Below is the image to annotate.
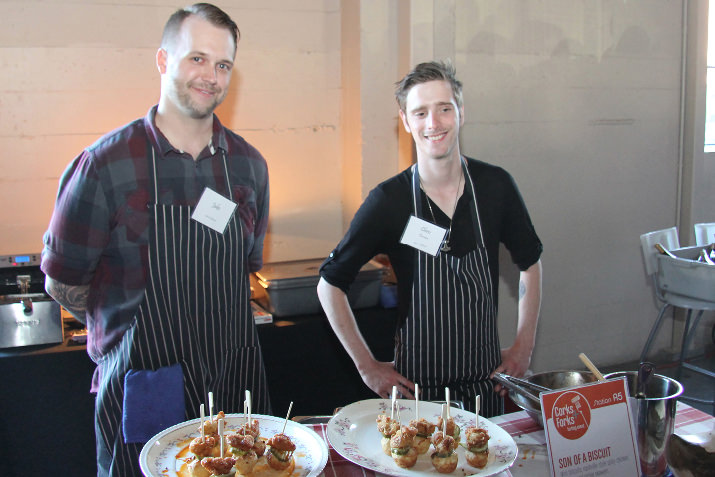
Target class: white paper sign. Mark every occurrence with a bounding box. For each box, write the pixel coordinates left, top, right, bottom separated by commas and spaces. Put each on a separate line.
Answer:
191, 187, 237, 234
399, 215, 447, 256
541, 378, 641, 477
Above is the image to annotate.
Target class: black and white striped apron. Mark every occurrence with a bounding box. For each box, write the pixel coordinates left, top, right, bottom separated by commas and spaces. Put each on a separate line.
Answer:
94, 147, 270, 476
395, 158, 502, 417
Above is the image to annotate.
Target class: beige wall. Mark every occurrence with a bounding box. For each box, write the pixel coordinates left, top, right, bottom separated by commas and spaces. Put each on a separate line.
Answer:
0, 0, 345, 261
1, 0, 712, 372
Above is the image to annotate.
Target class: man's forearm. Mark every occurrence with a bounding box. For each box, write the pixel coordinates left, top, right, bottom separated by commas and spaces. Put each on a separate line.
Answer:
45, 276, 89, 324
515, 259, 542, 352
316, 277, 376, 372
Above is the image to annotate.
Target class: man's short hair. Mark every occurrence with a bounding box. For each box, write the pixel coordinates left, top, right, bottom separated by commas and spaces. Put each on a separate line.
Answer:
161, 3, 240, 55
395, 60, 463, 111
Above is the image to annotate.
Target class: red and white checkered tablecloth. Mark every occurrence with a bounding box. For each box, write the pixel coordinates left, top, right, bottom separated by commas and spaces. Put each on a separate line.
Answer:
307, 402, 713, 477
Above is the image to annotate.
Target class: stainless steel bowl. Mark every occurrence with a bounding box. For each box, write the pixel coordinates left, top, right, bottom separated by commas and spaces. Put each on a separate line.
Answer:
508, 370, 597, 427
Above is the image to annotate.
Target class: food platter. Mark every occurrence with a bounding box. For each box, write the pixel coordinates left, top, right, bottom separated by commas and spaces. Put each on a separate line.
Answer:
327, 399, 517, 477
139, 413, 328, 477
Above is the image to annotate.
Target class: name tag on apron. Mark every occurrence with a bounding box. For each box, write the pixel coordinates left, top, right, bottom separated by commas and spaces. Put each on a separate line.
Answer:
400, 215, 447, 257
191, 187, 237, 234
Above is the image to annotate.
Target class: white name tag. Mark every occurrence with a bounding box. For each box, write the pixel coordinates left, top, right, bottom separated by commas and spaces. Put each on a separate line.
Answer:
399, 215, 447, 257
191, 187, 237, 234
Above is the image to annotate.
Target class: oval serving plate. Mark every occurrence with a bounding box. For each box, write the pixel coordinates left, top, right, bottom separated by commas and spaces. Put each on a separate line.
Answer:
139, 413, 328, 477
327, 399, 517, 477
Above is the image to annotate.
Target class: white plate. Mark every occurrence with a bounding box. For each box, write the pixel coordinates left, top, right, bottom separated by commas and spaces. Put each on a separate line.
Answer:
327, 399, 517, 477
139, 413, 329, 477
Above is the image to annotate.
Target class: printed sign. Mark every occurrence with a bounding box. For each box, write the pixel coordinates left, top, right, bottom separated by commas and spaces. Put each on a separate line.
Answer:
541, 378, 641, 477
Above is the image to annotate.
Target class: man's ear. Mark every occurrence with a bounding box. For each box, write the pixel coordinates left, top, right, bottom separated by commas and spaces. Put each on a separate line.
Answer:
399, 109, 411, 133
459, 105, 465, 127
156, 48, 168, 74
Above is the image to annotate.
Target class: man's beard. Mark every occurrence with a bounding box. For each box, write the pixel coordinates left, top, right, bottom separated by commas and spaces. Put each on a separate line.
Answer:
173, 78, 226, 119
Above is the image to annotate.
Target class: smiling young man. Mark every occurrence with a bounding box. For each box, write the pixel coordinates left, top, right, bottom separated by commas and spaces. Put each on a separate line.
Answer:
317, 60, 543, 417
41, 4, 271, 475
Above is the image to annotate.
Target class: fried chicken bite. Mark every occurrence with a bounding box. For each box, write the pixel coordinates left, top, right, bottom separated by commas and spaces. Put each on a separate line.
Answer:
190, 435, 219, 459
377, 414, 401, 456
200, 411, 226, 435
237, 419, 266, 456
226, 432, 258, 475
266, 433, 296, 471
464, 426, 490, 469
200, 456, 236, 476
431, 431, 458, 473
436, 415, 461, 445
409, 417, 436, 455
390, 425, 419, 468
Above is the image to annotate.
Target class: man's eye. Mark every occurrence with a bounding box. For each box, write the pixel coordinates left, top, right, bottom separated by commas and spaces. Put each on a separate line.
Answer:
192, 57, 202, 63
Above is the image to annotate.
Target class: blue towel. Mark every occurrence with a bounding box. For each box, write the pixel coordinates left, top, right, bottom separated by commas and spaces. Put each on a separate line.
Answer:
122, 363, 185, 443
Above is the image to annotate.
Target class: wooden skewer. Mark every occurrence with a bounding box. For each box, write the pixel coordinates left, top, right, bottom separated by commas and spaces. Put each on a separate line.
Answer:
208, 392, 214, 423
200, 403, 205, 441
390, 386, 397, 420
245, 390, 252, 423
282, 401, 294, 433
441, 404, 447, 434
415, 383, 420, 421
475, 395, 480, 428
445, 387, 451, 419
218, 418, 224, 457
579, 352, 606, 381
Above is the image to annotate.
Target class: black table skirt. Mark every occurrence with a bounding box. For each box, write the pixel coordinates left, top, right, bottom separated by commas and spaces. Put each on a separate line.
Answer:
0, 306, 397, 475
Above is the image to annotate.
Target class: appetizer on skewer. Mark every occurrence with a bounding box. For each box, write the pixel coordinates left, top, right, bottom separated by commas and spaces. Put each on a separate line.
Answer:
463, 396, 489, 468
437, 388, 461, 445
225, 432, 258, 475
463, 426, 490, 469
200, 456, 237, 477
430, 430, 458, 473
201, 411, 226, 436
409, 417, 436, 455
431, 404, 458, 473
265, 402, 297, 471
266, 433, 296, 471
200, 418, 236, 477
238, 391, 267, 457
376, 413, 401, 456
189, 434, 220, 459
236, 418, 266, 457
435, 415, 461, 445
408, 383, 436, 455
390, 425, 419, 468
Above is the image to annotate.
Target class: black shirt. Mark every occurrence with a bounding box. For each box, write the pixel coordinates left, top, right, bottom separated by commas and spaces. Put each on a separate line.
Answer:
320, 156, 543, 320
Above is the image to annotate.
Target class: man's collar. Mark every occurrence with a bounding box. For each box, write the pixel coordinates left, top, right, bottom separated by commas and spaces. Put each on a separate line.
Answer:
144, 105, 228, 158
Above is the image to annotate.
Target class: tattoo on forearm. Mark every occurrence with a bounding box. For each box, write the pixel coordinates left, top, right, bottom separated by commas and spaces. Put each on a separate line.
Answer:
50, 281, 89, 321
519, 280, 526, 300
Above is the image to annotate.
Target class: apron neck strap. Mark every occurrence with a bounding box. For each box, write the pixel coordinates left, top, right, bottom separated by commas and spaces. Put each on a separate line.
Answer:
147, 144, 232, 204
411, 158, 485, 247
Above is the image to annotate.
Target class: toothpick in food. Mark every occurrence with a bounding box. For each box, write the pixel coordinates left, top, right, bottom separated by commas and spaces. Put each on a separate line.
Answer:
208, 392, 214, 423
282, 401, 293, 433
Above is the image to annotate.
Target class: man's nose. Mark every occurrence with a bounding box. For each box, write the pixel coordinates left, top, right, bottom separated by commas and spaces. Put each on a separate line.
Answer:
202, 64, 218, 83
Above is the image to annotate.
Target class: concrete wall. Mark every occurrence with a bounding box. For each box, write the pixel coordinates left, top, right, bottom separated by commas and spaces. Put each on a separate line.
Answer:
454, 0, 690, 370
1, 0, 712, 372
0, 0, 344, 261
